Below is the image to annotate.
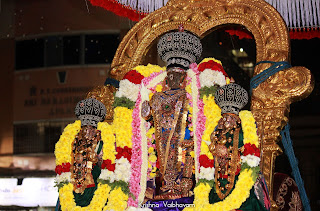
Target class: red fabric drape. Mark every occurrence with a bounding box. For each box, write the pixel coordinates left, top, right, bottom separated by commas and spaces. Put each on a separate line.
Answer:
89, 0, 146, 22
289, 29, 320, 40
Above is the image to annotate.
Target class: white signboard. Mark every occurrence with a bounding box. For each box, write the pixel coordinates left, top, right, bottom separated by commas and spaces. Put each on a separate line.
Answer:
0, 177, 58, 207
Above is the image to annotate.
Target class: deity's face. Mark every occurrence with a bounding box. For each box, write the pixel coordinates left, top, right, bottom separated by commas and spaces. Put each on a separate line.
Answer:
82, 125, 96, 140
166, 68, 186, 89
217, 113, 241, 130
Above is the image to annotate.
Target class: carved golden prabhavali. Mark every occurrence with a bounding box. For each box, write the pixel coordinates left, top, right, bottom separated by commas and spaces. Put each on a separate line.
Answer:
86, 85, 116, 122
88, 0, 313, 209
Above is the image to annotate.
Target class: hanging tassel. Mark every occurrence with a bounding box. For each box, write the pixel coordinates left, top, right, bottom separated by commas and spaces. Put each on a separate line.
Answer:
90, 0, 320, 39
256, 0, 320, 38
265, 0, 320, 30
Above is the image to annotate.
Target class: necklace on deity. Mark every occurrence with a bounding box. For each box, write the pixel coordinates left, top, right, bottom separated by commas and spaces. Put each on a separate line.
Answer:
211, 114, 242, 200
71, 126, 100, 193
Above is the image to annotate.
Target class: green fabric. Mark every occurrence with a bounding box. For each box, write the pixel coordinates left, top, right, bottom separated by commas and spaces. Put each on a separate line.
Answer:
239, 188, 268, 211
209, 174, 239, 203
97, 141, 103, 154
238, 129, 244, 148
209, 129, 267, 210
73, 164, 101, 207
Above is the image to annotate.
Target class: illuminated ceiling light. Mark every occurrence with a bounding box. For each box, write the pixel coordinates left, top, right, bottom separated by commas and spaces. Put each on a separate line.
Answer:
240, 48, 244, 52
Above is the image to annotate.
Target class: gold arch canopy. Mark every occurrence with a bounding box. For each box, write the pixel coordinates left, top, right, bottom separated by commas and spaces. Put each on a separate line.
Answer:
94, 0, 313, 209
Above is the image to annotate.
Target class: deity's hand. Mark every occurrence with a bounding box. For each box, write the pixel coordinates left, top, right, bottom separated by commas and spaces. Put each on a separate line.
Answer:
208, 142, 216, 156
141, 100, 152, 120
87, 161, 93, 169
209, 131, 217, 156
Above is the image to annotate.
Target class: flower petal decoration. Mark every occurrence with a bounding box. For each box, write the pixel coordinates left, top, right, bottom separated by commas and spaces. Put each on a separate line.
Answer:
115, 79, 141, 102
123, 70, 145, 85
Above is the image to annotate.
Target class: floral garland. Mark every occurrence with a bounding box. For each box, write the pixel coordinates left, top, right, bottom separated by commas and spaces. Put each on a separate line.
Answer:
55, 120, 81, 165
129, 92, 143, 206
100, 107, 132, 210
59, 183, 111, 211
97, 121, 130, 211
103, 186, 129, 211
116, 66, 166, 207
98, 122, 116, 181
190, 110, 261, 211
186, 64, 202, 180
197, 94, 220, 183
146, 127, 157, 179
190, 58, 229, 181
132, 70, 168, 206
105, 106, 133, 191
190, 169, 255, 211
55, 121, 114, 210
115, 64, 164, 106
134, 64, 164, 77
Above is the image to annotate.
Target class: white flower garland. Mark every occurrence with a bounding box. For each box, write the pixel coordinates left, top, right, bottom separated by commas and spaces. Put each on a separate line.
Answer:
55, 172, 71, 184
116, 79, 141, 102
99, 169, 115, 182
187, 68, 201, 181
138, 71, 167, 205
241, 154, 261, 168
199, 69, 226, 88
198, 166, 215, 181
114, 157, 131, 183
98, 157, 131, 183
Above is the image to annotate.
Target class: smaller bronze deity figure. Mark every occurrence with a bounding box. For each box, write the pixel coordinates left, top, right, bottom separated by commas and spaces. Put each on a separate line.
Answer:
209, 83, 248, 199
141, 25, 202, 200
208, 84, 270, 210
71, 98, 106, 196
209, 112, 242, 199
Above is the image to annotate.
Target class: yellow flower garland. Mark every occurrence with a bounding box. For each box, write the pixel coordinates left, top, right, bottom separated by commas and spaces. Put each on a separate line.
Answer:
103, 187, 129, 211
239, 110, 259, 146
200, 141, 213, 160
55, 121, 120, 210
134, 64, 165, 77
190, 108, 260, 211
55, 120, 81, 165
97, 122, 116, 162
201, 95, 221, 159
101, 108, 131, 210
199, 57, 223, 65
189, 169, 254, 211
113, 107, 133, 148
59, 183, 112, 211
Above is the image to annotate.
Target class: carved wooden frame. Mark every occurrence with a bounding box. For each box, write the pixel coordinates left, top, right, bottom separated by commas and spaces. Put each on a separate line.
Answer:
109, 0, 313, 208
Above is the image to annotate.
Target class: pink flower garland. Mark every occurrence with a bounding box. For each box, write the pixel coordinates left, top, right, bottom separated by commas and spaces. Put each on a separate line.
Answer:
128, 70, 165, 207
142, 70, 165, 87
190, 63, 206, 175
128, 92, 142, 207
